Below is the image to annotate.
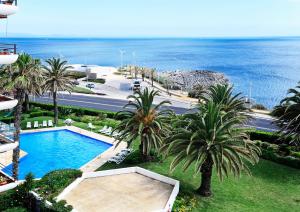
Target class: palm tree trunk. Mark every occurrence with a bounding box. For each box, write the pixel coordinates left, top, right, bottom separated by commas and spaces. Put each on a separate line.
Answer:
139, 137, 150, 162
24, 93, 30, 112
197, 157, 213, 197
53, 91, 58, 125
12, 89, 25, 180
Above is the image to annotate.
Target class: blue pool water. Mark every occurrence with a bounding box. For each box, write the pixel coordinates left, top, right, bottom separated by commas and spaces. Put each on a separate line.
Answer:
1, 130, 112, 180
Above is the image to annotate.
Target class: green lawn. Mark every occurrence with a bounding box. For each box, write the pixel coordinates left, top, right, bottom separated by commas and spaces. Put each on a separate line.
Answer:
99, 155, 300, 211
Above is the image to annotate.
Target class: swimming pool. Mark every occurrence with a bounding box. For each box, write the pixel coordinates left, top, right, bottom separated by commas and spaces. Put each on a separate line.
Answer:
1, 129, 112, 180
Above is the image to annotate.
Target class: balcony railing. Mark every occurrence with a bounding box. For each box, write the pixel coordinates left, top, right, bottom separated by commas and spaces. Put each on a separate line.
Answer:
0, 121, 15, 142
0, 43, 16, 55
0, 0, 17, 6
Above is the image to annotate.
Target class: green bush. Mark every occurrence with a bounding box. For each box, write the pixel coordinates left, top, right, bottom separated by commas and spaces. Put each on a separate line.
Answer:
41, 200, 73, 212
36, 169, 82, 201
83, 78, 106, 84
0, 116, 14, 123
3, 207, 27, 212
69, 71, 86, 79
30, 102, 116, 119
262, 149, 300, 169
29, 111, 55, 118
291, 151, 300, 159
173, 193, 197, 212
251, 104, 267, 110
249, 130, 284, 145
255, 140, 300, 169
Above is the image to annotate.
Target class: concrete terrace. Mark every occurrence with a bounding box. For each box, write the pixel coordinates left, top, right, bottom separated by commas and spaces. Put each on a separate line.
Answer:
57, 167, 179, 212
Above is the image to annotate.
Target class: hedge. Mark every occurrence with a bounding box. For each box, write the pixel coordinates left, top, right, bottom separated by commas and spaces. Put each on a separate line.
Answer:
262, 149, 300, 169
249, 130, 281, 144
0, 169, 81, 212
29, 102, 116, 119
255, 140, 300, 169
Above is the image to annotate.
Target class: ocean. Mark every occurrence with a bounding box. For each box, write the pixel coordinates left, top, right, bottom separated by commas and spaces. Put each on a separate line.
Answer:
1, 37, 300, 108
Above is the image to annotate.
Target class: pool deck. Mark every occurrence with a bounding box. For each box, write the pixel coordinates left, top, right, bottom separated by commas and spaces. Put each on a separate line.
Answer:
18, 126, 126, 173
0, 150, 27, 166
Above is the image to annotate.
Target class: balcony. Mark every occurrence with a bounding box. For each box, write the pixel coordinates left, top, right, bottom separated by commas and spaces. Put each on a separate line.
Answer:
0, 0, 18, 18
0, 44, 18, 65
0, 121, 17, 153
0, 95, 18, 110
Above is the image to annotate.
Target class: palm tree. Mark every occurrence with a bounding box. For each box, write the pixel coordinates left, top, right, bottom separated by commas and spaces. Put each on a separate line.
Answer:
140, 67, 146, 81
150, 69, 156, 87
201, 84, 246, 113
24, 58, 44, 112
161, 101, 261, 197
114, 88, 173, 161
0, 53, 40, 180
43, 58, 74, 125
272, 82, 300, 145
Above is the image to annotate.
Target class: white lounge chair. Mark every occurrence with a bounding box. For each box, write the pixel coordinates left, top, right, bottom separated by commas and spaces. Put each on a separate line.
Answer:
99, 126, 108, 133
42, 120, 47, 128
88, 123, 96, 131
48, 120, 53, 127
121, 148, 133, 153
64, 118, 74, 126
104, 127, 112, 135
107, 158, 123, 164
34, 121, 39, 128
112, 131, 121, 137
26, 122, 32, 129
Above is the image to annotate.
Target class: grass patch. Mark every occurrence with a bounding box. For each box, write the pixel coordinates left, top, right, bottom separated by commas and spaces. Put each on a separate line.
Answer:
72, 86, 95, 94
99, 154, 300, 211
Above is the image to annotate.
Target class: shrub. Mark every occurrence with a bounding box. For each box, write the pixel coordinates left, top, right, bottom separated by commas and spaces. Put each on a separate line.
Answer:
249, 130, 284, 145
291, 151, 300, 159
0, 116, 15, 123
29, 111, 55, 118
36, 169, 82, 201
30, 102, 116, 119
262, 149, 300, 169
173, 193, 197, 212
12, 173, 35, 209
69, 71, 86, 80
83, 78, 106, 84
3, 207, 27, 212
41, 200, 73, 212
251, 104, 267, 110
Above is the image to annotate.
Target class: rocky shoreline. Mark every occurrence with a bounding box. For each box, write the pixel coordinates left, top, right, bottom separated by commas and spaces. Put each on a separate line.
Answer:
162, 70, 229, 91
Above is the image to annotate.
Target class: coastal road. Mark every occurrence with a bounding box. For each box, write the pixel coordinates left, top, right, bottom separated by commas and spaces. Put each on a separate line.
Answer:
31, 94, 279, 132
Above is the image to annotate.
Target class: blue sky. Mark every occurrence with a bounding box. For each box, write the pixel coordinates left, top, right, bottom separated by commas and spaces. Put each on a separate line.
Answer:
2, 0, 300, 37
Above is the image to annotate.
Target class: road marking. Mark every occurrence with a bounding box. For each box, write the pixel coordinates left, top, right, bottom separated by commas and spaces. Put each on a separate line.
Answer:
36, 96, 125, 109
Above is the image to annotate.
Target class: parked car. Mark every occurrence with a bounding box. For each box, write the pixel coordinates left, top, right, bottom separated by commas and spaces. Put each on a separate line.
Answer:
73, 80, 80, 85
132, 80, 141, 91
86, 83, 95, 89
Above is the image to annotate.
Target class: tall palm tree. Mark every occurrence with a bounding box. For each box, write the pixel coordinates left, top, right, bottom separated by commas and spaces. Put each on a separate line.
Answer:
0, 53, 40, 180
24, 58, 44, 112
161, 101, 261, 197
272, 82, 300, 145
150, 69, 156, 87
201, 84, 246, 113
114, 88, 173, 161
140, 67, 146, 81
43, 58, 74, 125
